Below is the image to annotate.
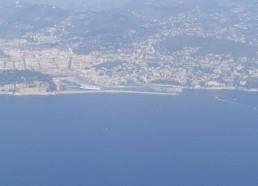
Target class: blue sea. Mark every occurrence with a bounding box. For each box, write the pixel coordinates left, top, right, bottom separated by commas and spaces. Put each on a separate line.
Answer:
0, 90, 258, 186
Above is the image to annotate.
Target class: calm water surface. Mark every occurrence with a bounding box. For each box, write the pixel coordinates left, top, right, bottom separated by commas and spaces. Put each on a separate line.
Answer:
0, 90, 258, 186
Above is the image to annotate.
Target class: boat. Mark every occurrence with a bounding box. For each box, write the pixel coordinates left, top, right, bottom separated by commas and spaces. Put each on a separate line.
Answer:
80, 85, 101, 91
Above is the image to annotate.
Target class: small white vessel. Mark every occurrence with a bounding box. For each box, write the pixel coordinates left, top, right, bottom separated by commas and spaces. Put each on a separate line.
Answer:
80, 85, 101, 91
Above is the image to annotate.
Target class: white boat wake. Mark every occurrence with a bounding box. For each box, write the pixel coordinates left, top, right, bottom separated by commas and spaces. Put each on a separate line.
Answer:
215, 96, 240, 105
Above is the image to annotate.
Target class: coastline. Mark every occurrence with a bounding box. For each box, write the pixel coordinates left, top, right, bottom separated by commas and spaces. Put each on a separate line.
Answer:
0, 89, 177, 97
187, 86, 258, 93
1, 86, 258, 97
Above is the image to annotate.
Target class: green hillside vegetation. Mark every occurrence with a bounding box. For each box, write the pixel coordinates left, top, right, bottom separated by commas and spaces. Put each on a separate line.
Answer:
0, 70, 56, 91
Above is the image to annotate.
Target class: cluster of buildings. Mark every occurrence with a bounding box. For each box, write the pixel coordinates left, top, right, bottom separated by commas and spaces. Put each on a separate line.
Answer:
0, 3, 257, 94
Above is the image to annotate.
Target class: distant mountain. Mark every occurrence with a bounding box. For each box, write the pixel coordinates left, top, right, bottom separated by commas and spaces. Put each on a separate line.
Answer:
0, 0, 132, 11
1, 0, 257, 12
0, 2, 70, 37
0, 0, 212, 12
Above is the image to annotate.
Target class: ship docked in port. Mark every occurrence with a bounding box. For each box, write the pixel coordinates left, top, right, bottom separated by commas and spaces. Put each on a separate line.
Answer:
80, 85, 102, 91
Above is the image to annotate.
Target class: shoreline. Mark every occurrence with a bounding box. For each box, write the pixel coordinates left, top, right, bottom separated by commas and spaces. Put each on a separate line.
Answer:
187, 87, 258, 93
1, 86, 258, 97
0, 89, 177, 97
